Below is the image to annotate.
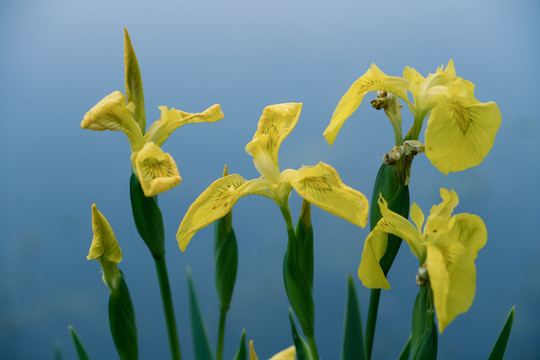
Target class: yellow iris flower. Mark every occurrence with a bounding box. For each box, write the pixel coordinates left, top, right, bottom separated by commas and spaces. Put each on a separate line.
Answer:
324, 60, 501, 174
81, 28, 224, 196
358, 188, 487, 333
176, 102, 368, 251
87, 204, 123, 292
249, 340, 296, 360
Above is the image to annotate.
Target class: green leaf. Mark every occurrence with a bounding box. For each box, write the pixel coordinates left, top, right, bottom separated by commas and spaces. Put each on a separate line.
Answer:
129, 173, 165, 257
108, 271, 138, 360
68, 326, 91, 360
488, 306, 515, 360
187, 268, 214, 360
214, 211, 238, 312
123, 28, 146, 134
232, 330, 247, 360
54, 341, 63, 360
411, 287, 437, 360
341, 275, 366, 360
288, 310, 312, 360
398, 335, 412, 360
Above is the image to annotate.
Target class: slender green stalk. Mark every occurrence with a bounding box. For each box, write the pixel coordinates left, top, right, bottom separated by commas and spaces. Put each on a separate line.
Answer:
364, 289, 381, 360
279, 203, 295, 232
216, 310, 227, 360
411, 114, 425, 141
307, 335, 320, 360
154, 255, 182, 360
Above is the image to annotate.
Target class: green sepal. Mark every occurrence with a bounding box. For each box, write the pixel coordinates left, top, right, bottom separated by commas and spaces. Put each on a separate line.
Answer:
289, 309, 312, 360
108, 271, 138, 360
68, 326, 91, 360
341, 274, 366, 360
487, 306, 515, 360
370, 164, 399, 230
129, 173, 165, 258
232, 329, 247, 360
123, 28, 146, 134
398, 335, 412, 360
283, 201, 315, 337
411, 286, 437, 360
214, 211, 238, 312
187, 268, 214, 360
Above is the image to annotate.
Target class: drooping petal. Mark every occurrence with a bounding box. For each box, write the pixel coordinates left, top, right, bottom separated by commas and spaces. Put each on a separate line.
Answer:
124, 27, 146, 134
358, 227, 390, 290
269, 346, 296, 360
324, 64, 409, 145
426, 238, 476, 333
245, 103, 302, 181
144, 104, 224, 146
282, 162, 368, 227
425, 95, 501, 174
133, 142, 182, 197
424, 188, 459, 234
81, 91, 144, 152
376, 195, 423, 259
447, 213, 487, 258
176, 176, 271, 251
88, 204, 122, 290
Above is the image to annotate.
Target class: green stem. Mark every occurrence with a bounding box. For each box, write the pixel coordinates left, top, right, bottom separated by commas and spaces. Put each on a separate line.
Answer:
216, 310, 227, 360
154, 255, 182, 360
307, 334, 320, 360
411, 114, 425, 141
365, 288, 381, 360
279, 203, 295, 233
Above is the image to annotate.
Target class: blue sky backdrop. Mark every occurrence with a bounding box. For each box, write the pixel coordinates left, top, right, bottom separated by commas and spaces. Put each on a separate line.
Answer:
1, 0, 539, 359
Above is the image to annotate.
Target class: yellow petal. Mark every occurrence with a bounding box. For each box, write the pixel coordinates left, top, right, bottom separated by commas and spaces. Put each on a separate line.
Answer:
88, 204, 122, 263
324, 64, 409, 145
249, 340, 259, 360
410, 202, 425, 232
245, 103, 302, 181
145, 104, 224, 146
176, 176, 271, 251
424, 188, 459, 234
403, 66, 425, 83
269, 346, 296, 360
133, 142, 182, 197
282, 162, 368, 227
81, 91, 144, 152
447, 213, 487, 259
376, 195, 423, 259
358, 227, 390, 290
425, 95, 501, 174
426, 238, 476, 333
88, 204, 122, 290
124, 27, 146, 134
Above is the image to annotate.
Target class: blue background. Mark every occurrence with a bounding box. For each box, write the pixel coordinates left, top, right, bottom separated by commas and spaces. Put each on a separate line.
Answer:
1, 0, 539, 359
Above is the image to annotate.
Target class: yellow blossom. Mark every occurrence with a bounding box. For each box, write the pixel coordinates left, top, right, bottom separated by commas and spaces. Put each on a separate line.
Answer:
176, 103, 368, 251
249, 340, 296, 360
325, 60, 501, 174
87, 204, 123, 292
81, 28, 223, 196
358, 188, 487, 333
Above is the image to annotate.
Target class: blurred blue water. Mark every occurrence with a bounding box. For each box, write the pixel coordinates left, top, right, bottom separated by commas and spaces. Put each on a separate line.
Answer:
1, 0, 539, 359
